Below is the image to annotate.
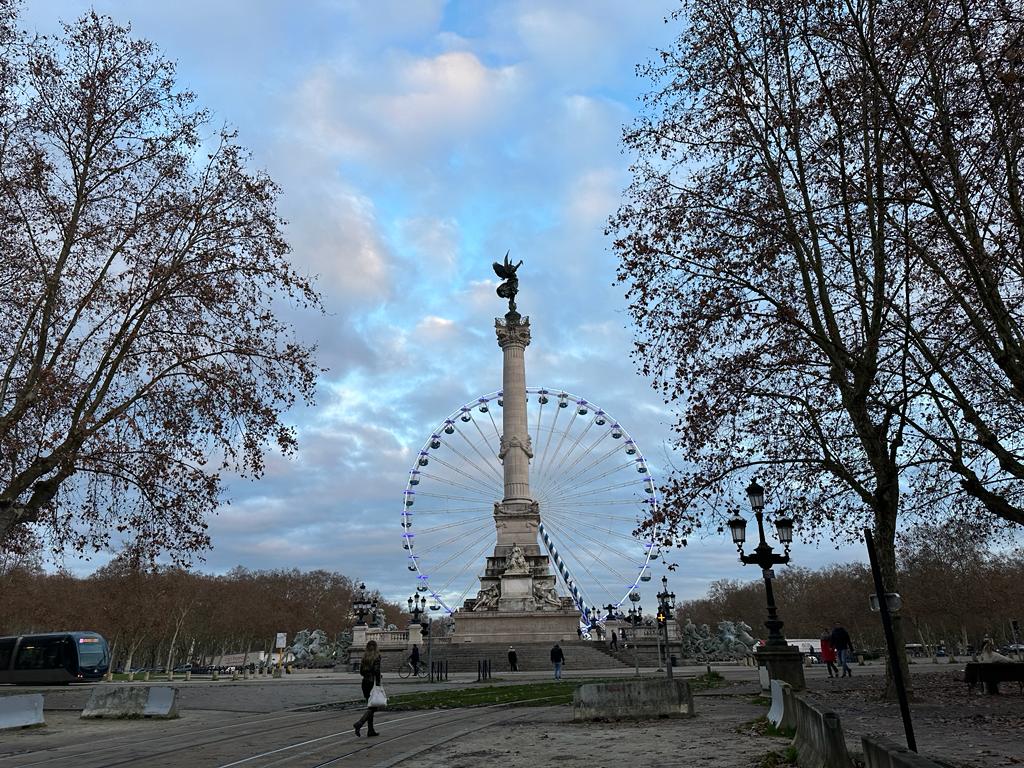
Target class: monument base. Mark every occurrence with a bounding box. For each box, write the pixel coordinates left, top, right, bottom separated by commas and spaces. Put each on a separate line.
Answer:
756, 644, 806, 691
452, 610, 580, 645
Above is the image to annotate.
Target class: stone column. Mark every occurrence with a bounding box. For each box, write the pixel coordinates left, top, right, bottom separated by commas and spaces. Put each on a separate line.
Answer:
496, 312, 532, 503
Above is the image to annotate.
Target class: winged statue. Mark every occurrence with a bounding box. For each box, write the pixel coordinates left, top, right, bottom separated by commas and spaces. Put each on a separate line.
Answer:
493, 251, 524, 312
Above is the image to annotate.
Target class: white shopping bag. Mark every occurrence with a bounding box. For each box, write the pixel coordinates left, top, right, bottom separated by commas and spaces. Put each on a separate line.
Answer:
368, 685, 388, 708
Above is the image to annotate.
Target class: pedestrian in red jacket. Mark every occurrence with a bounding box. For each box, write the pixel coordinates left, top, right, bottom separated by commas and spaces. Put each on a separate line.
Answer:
819, 631, 839, 678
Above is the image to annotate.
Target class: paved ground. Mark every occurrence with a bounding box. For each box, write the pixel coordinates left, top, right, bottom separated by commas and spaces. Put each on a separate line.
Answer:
0, 661, 1018, 767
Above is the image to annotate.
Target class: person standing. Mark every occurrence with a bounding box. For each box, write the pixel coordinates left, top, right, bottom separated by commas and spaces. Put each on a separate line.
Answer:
819, 630, 838, 678
410, 644, 420, 675
830, 622, 853, 677
610, 630, 619, 650
550, 642, 565, 679
508, 647, 518, 672
353, 640, 382, 737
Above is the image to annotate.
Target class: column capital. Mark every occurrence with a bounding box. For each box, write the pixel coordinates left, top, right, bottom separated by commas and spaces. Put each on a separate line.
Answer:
495, 313, 531, 348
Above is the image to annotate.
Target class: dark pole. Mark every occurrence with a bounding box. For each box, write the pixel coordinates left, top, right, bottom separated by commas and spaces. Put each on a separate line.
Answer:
864, 527, 916, 752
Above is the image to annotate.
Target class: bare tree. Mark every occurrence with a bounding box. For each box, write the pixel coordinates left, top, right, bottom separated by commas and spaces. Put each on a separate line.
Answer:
0, 9, 320, 559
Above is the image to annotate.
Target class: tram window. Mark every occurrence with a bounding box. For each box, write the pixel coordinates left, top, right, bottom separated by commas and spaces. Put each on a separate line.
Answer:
0, 638, 14, 670
77, 637, 106, 666
15, 636, 71, 670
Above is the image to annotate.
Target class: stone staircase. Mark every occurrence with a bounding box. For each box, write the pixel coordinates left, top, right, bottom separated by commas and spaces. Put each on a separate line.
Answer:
389, 641, 633, 674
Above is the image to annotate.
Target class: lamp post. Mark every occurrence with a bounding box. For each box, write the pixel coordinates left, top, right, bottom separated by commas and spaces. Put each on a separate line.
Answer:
656, 575, 676, 681
627, 591, 642, 677
407, 594, 426, 625
353, 582, 373, 626
727, 480, 805, 690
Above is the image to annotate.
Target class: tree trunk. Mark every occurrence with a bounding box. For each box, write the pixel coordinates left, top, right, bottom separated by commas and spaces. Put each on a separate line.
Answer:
874, 509, 913, 700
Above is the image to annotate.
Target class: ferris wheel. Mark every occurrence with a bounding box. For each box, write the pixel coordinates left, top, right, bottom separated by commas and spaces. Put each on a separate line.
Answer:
400, 387, 661, 625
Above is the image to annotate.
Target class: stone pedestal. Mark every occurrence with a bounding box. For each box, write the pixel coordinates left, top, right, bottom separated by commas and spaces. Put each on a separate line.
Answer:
452, 609, 580, 645
756, 644, 806, 691
499, 573, 535, 612
352, 624, 367, 650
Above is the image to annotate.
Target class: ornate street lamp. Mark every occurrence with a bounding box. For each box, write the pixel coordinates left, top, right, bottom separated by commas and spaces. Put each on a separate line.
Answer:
626, 601, 643, 677
727, 481, 794, 647
727, 480, 804, 689
353, 582, 375, 626
656, 575, 677, 680
407, 593, 426, 625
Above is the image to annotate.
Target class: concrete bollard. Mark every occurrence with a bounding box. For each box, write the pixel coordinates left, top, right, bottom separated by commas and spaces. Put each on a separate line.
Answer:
791, 694, 850, 768
185, 671, 191, 681
143, 671, 150, 682
273, 667, 282, 678
858, 655, 865, 666
211, 669, 219, 681
574, 679, 694, 721
0, 694, 44, 730
862, 735, 948, 768
82, 686, 179, 719
127, 671, 135, 682
231, 670, 239, 681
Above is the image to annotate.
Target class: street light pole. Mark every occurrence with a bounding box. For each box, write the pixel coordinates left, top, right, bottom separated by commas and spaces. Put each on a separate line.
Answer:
628, 591, 641, 678
727, 480, 805, 689
657, 575, 676, 681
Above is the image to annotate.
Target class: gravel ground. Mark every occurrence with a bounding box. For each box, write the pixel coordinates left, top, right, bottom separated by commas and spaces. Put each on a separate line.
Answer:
409, 669, 1023, 768
409, 689, 791, 768
804, 669, 1023, 767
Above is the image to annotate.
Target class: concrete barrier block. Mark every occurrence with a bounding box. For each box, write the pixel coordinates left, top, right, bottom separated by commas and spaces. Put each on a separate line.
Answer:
862, 735, 953, 768
573, 679, 694, 721
792, 694, 850, 768
758, 664, 771, 691
81, 686, 179, 719
0, 694, 44, 730
768, 680, 785, 726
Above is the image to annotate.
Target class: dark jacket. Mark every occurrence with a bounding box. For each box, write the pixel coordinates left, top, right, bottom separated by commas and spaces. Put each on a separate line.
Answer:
829, 626, 853, 652
359, 655, 382, 685
410, 646, 420, 663
550, 645, 565, 664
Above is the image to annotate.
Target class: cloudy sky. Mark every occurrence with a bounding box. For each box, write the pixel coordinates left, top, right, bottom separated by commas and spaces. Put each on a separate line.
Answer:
24, 0, 863, 606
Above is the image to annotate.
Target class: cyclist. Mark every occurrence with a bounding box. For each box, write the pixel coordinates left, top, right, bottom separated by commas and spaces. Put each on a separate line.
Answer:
410, 644, 420, 676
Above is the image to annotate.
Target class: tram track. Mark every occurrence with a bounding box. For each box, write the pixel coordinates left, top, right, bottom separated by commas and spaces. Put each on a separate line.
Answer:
219, 694, 567, 768
0, 691, 566, 768
0, 700, 359, 768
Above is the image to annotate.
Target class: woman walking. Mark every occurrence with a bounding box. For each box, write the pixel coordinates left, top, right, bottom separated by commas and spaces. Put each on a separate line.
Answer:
353, 640, 382, 737
819, 630, 838, 678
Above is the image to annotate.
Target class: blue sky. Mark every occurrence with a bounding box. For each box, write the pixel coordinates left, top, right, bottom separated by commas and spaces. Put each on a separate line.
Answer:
24, 0, 864, 606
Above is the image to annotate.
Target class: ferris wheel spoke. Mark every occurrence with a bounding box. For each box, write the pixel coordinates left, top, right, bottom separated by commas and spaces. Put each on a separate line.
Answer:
445, 536, 498, 609
438, 431, 504, 486
469, 416, 501, 466
535, 406, 579, 480
542, 509, 648, 567
537, 428, 612, 499
487, 408, 502, 444
415, 491, 498, 504
533, 396, 546, 458
540, 418, 596, 487
414, 515, 493, 535
540, 517, 618, 605
429, 527, 496, 591
541, 508, 647, 524
419, 465, 498, 498
559, 459, 638, 492
540, 477, 641, 506
556, 440, 623, 490
535, 401, 570, 479
412, 520, 492, 559
543, 508, 648, 546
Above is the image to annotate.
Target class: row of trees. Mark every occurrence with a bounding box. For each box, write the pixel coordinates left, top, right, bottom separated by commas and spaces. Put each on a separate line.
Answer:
614, 0, 1024, 688
0, 556, 402, 672
680, 523, 1024, 654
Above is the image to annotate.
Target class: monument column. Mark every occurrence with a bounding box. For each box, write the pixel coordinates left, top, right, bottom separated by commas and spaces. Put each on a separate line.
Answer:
497, 313, 532, 503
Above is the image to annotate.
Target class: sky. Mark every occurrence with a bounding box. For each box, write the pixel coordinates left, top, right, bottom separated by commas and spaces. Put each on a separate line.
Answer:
23, 0, 864, 608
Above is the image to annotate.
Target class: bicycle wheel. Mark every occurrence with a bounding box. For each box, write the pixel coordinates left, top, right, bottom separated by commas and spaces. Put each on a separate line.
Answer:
398, 663, 411, 679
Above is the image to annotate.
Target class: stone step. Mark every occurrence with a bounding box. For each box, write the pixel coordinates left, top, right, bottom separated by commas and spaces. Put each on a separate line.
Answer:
388, 641, 633, 673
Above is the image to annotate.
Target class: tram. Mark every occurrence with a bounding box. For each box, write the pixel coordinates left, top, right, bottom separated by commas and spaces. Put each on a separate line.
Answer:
0, 631, 109, 684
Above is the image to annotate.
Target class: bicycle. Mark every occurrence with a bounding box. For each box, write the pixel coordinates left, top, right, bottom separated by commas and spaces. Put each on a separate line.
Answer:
397, 659, 427, 679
